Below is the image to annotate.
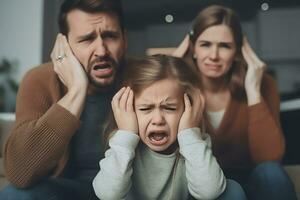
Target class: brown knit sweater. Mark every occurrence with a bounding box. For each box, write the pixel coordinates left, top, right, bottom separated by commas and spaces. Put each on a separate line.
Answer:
210, 74, 285, 169
4, 62, 81, 188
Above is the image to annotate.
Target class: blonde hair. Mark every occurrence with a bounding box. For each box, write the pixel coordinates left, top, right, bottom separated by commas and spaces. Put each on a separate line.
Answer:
103, 54, 202, 147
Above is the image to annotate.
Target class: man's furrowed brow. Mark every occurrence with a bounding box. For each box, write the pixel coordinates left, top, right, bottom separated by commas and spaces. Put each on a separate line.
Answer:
101, 30, 121, 36
77, 31, 96, 41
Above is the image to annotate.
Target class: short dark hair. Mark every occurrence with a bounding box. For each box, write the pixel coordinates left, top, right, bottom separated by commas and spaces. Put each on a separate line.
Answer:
58, 0, 125, 35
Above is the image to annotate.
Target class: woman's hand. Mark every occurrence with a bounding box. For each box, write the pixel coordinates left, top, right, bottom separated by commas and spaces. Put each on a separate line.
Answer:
50, 33, 88, 93
111, 87, 138, 134
172, 34, 190, 58
242, 37, 266, 106
178, 88, 205, 132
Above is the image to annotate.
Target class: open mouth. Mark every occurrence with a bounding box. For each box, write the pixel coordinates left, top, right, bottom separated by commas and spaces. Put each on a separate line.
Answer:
148, 131, 169, 145
92, 63, 113, 77
93, 63, 111, 71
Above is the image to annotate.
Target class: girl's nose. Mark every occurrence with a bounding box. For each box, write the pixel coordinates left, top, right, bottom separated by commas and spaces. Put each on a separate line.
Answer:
151, 110, 165, 125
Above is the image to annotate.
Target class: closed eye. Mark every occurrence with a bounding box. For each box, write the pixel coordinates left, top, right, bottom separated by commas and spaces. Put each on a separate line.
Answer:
79, 37, 93, 43
164, 106, 177, 111
138, 107, 151, 111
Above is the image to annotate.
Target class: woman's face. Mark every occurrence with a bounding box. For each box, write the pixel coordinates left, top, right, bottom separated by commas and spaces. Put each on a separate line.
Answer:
134, 78, 184, 154
194, 25, 237, 79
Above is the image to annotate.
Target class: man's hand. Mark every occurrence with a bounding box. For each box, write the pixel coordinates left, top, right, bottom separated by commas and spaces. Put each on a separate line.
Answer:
51, 33, 88, 117
112, 87, 139, 134
50, 33, 88, 93
178, 88, 205, 132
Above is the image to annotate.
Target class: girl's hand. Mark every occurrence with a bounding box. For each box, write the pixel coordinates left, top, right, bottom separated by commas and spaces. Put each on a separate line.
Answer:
111, 87, 138, 134
172, 34, 190, 58
242, 37, 266, 105
178, 88, 205, 132
50, 33, 88, 93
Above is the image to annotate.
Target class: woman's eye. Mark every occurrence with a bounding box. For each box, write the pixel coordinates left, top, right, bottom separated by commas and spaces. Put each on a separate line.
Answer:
220, 43, 231, 49
199, 42, 210, 47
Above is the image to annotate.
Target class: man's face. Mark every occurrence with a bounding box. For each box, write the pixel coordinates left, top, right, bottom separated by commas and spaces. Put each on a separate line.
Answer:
134, 78, 184, 154
67, 9, 126, 90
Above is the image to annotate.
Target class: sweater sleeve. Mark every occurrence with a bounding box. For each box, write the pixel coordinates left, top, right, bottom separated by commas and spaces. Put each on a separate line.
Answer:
93, 130, 140, 200
248, 74, 285, 163
4, 66, 80, 188
178, 128, 226, 200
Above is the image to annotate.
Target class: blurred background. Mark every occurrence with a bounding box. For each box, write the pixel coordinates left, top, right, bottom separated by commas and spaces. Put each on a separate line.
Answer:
1, 0, 300, 110
0, 0, 300, 163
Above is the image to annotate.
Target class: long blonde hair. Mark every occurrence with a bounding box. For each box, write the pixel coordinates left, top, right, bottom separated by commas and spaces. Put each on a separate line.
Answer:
103, 54, 203, 147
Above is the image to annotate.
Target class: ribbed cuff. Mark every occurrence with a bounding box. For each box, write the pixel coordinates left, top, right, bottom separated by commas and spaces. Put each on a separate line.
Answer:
38, 104, 80, 141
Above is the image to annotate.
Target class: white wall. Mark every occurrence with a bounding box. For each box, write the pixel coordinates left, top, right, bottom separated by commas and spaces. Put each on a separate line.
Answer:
0, 0, 44, 82
259, 8, 300, 60
127, 22, 190, 56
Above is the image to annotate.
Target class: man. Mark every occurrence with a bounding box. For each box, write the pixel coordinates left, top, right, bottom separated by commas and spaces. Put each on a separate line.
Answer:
1, 0, 126, 199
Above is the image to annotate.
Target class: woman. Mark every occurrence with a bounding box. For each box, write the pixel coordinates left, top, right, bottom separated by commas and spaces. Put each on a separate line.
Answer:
173, 5, 297, 200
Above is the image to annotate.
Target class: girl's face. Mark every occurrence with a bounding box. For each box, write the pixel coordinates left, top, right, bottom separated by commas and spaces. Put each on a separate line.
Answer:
194, 25, 237, 79
134, 78, 184, 154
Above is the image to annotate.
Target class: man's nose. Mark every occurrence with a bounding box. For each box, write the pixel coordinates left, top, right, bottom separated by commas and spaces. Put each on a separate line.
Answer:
151, 110, 165, 125
94, 37, 108, 58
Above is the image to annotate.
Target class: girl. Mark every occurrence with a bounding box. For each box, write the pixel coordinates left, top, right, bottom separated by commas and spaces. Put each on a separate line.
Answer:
93, 55, 245, 199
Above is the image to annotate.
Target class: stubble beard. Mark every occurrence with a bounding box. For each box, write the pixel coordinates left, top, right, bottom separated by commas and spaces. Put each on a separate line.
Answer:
87, 55, 123, 90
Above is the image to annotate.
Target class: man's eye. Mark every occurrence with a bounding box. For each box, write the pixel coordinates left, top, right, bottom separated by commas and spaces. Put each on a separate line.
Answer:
102, 33, 119, 40
78, 38, 92, 43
